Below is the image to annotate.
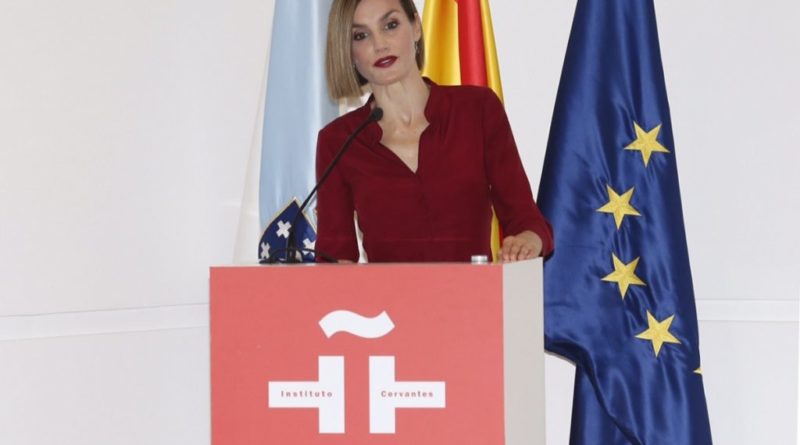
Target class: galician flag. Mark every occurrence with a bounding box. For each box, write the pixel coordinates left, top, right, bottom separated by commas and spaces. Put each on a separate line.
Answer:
257, 0, 339, 261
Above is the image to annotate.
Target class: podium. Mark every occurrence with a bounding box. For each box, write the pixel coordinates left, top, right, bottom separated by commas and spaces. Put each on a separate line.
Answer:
211, 260, 545, 444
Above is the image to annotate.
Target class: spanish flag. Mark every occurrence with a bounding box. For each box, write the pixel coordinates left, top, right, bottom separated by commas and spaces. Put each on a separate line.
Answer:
422, 0, 505, 259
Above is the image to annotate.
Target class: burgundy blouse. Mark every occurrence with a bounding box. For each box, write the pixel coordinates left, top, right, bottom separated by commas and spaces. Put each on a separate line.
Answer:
315, 81, 553, 262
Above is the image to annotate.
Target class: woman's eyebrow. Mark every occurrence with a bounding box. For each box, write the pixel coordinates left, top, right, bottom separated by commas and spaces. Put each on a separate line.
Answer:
352, 9, 399, 28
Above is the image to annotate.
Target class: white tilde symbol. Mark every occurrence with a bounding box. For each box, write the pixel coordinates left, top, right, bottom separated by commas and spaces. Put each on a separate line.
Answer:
318, 310, 395, 338
268, 356, 345, 434
369, 356, 446, 434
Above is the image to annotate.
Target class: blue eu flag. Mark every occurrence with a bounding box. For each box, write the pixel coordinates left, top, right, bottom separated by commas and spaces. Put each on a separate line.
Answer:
537, 0, 713, 443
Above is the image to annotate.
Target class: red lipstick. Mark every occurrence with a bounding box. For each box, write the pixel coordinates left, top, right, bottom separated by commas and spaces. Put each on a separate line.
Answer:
373, 56, 397, 68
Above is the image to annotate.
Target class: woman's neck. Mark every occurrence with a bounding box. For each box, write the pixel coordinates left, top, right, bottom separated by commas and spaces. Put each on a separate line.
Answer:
371, 75, 429, 127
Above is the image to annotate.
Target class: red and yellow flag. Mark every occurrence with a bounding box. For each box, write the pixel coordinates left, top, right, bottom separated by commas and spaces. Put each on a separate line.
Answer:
422, 0, 505, 259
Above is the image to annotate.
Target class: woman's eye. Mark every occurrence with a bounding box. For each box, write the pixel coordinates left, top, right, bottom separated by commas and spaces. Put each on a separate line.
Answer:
386, 20, 399, 30
353, 32, 367, 41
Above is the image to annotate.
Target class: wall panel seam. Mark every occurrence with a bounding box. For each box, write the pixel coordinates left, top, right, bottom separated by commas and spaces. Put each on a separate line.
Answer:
0, 299, 797, 341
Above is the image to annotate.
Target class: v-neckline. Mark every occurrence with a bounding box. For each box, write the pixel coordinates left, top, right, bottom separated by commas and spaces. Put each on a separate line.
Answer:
375, 122, 431, 175
363, 78, 439, 175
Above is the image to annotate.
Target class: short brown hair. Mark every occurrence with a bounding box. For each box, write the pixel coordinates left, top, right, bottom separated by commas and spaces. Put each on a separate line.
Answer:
325, 0, 425, 99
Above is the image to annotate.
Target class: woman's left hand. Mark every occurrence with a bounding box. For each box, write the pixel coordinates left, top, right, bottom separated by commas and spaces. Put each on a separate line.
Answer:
500, 230, 543, 262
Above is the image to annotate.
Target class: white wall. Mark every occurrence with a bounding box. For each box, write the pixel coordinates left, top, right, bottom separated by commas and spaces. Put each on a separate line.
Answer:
1, 0, 798, 444
0, 0, 276, 314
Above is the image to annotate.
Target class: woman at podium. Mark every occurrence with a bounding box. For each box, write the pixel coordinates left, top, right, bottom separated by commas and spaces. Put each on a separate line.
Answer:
315, 0, 553, 263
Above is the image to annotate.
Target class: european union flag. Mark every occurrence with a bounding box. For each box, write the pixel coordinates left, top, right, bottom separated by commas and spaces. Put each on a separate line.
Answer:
537, 0, 713, 443
258, 199, 317, 263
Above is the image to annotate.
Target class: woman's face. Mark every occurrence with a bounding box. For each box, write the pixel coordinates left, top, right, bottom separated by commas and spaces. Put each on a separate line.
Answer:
350, 0, 421, 87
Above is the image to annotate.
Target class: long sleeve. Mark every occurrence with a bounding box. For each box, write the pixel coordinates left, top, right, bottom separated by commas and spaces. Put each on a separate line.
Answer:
314, 127, 359, 262
481, 90, 554, 256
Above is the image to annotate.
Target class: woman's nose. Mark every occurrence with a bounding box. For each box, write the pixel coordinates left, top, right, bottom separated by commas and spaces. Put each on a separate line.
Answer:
372, 32, 389, 53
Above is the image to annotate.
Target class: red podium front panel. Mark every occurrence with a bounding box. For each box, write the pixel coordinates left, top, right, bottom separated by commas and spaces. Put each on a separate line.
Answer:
210, 263, 542, 445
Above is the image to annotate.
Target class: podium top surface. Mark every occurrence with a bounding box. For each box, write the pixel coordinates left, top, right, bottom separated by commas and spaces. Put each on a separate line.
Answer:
211, 258, 542, 270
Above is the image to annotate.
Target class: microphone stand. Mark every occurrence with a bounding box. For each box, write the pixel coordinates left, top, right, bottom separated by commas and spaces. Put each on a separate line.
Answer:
263, 107, 383, 264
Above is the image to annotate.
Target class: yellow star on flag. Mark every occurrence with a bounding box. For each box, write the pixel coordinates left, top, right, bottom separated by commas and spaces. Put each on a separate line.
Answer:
636, 311, 681, 357
597, 185, 641, 229
601, 253, 646, 298
694, 367, 703, 375
625, 122, 670, 166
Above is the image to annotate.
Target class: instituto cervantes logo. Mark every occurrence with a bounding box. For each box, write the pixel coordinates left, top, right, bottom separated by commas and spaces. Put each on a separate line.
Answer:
267, 310, 447, 434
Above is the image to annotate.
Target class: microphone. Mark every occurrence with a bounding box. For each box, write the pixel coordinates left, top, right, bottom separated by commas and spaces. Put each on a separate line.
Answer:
264, 107, 383, 264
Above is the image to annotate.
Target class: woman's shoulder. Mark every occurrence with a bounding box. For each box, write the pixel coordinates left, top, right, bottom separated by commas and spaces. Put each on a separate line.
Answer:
317, 101, 379, 156
426, 82, 504, 122
432, 82, 500, 105
319, 102, 370, 138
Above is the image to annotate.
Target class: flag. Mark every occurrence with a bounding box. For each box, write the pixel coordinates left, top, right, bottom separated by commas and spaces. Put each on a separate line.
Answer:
537, 0, 713, 443
257, 0, 338, 261
421, 0, 504, 259
258, 200, 317, 262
